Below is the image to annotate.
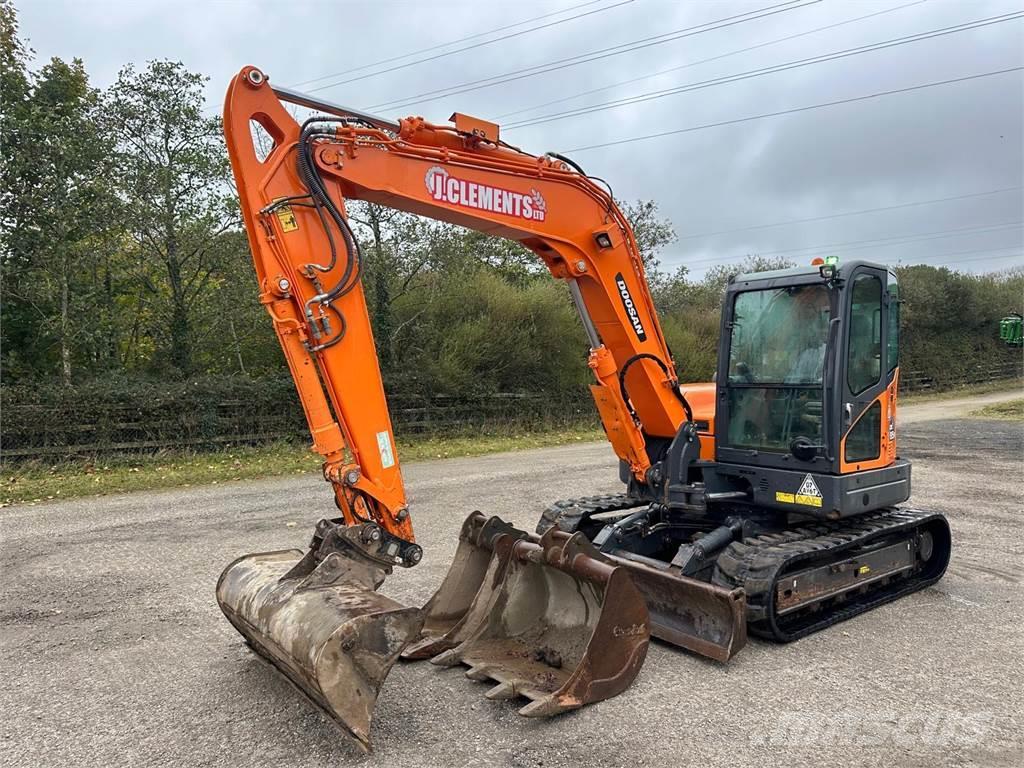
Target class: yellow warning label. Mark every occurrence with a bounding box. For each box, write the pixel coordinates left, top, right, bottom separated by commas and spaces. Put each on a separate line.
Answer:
776, 492, 795, 504
795, 494, 823, 508
856, 565, 871, 576
275, 203, 299, 232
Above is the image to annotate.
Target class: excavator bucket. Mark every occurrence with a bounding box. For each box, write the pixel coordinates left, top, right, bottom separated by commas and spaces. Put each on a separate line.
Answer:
430, 530, 649, 716
407, 511, 745, 666
216, 521, 423, 753
401, 512, 527, 660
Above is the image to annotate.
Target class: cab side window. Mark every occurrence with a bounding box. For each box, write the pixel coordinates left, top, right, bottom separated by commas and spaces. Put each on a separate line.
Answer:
887, 278, 899, 373
848, 275, 882, 395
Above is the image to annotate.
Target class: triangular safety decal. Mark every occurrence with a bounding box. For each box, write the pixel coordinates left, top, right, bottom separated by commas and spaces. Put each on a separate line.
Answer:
797, 474, 822, 498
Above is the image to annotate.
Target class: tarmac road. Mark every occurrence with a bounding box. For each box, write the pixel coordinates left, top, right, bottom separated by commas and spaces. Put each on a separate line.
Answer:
2, 392, 1022, 768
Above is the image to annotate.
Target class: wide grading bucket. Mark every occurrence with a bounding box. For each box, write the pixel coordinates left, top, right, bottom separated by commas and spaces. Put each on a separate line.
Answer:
216, 523, 423, 753
430, 532, 650, 716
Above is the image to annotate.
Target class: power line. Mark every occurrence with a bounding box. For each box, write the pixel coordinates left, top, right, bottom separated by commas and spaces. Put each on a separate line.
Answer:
305, 0, 636, 93
679, 227, 1023, 268
495, 0, 928, 120
506, 11, 1024, 129
289, 0, 609, 87
366, 1, 819, 111
920, 248, 1022, 268
562, 66, 1024, 152
681, 245, 1023, 275
676, 187, 1022, 241
756, 221, 1024, 258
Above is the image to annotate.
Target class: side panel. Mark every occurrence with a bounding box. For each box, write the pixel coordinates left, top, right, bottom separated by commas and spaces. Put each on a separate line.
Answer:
679, 382, 715, 460
713, 460, 911, 519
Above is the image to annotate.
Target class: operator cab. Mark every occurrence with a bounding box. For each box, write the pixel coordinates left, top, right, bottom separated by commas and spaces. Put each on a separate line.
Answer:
711, 259, 907, 519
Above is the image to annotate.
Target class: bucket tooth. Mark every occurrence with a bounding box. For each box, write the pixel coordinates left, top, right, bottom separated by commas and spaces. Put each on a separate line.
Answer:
485, 681, 518, 700
402, 512, 527, 660
440, 533, 650, 716
216, 522, 424, 753
464, 664, 495, 682
428, 648, 460, 667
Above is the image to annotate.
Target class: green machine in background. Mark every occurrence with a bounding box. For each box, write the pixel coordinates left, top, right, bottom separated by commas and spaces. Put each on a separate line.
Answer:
1000, 313, 1023, 347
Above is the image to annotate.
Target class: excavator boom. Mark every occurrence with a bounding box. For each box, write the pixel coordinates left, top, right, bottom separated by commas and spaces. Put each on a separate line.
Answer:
223, 66, 693, 544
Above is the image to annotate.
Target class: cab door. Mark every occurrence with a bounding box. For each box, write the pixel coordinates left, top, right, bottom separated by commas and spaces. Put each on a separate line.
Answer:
837, 265, 895, 473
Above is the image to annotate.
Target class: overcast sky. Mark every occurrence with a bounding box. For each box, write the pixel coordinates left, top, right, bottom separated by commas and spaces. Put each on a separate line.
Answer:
16, 0, 1024, 277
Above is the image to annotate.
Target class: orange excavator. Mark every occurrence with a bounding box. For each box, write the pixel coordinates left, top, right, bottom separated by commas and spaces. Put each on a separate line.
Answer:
216, 66, 951, 752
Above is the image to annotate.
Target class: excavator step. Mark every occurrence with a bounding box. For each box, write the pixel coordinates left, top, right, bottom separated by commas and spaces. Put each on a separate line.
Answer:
712, 507, 951, 642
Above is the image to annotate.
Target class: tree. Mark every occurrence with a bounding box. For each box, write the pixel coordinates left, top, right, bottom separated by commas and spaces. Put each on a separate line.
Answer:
1, 4, 118, 384
0, 0, 34, 379
105, 60, 236, 376
621, 199, 677, 279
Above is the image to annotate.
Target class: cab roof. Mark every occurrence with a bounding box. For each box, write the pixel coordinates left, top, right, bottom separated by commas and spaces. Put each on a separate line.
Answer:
732, 259, 891, 285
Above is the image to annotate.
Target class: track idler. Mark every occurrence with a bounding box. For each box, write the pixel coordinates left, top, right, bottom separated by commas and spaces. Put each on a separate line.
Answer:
216, 520, 423, 753
429, 529, 650, 716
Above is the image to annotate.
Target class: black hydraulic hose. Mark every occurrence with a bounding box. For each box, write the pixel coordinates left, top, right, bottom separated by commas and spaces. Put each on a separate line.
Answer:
308, 303, 348, 352
618, 353, 694, 424
292, 119, 368, 350
546, 151, 587, 175
297, 119, 366, 297
546, 151, 615, 207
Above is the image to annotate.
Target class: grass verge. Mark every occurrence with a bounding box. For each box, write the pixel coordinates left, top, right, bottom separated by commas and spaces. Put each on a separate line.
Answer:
900, 378, 1023, 403
969, 398, 1024, 421
1, 425, 604, 506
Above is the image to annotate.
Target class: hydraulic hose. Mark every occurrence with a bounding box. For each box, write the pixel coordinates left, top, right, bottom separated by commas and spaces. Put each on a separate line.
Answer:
618, 353, 694, 424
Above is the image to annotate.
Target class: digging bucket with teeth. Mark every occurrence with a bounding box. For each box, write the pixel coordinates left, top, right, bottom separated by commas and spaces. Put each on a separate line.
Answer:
216, 520, 424, 753
401, 512, 527, 660
407, 510, 746, 670
430, 530, 650, 716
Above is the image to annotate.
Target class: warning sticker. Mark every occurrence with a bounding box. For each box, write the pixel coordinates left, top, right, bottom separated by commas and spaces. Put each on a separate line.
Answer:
776, 492, 795, 504
274, 202, 299, 232
376, 430, 395, 469
795, 473, 823, 507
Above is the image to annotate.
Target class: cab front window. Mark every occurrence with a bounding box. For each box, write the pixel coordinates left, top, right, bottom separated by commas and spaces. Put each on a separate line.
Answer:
726, 284, 830, 453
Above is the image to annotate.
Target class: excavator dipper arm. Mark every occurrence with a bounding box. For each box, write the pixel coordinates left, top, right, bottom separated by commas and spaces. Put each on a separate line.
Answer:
223, 66, 691, 549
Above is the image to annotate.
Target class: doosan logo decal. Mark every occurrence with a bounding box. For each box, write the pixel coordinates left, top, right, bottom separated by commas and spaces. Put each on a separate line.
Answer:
615, 273, 647, 341
425, 166, 547, 222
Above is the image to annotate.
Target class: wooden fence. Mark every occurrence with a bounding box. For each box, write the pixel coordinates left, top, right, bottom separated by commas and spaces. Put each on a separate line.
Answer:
0, 391, 597, 462
2, 362, 1020, 462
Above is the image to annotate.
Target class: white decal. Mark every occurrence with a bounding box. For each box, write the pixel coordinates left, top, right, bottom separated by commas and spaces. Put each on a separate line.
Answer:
797, 474, 822, 498
615, 272, 647, 341
377, 430, 395, 469
425, 165, 546, 222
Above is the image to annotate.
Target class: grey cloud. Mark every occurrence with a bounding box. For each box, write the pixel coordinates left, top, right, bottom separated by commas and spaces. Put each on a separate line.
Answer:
18, 0, 1024, 276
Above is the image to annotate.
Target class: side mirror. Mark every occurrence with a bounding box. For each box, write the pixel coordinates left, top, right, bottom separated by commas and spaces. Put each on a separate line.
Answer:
789, 436, 821, 462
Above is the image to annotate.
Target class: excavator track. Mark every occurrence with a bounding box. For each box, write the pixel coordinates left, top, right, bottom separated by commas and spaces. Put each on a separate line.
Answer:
713, 508, 951, 642
536, 493, 646, 535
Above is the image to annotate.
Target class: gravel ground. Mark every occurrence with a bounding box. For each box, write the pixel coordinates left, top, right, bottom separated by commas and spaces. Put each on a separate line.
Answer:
2, 396, 1022, 768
